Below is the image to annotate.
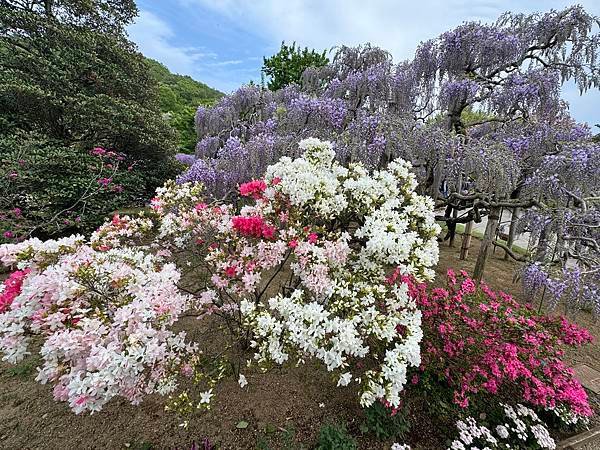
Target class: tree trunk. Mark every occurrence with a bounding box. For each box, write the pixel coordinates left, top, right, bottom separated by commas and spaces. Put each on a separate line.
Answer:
459, 220, 473, 260
449, 172, 463, 247
504, 207, 519, 260
449, 206, 458, 247
535, 225, 550, 262
473, 206, 501, 282
44, 0, 54, 17
431, 158, 444, 202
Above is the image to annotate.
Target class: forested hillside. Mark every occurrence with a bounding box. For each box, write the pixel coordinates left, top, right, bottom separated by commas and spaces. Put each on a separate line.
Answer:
145, 58, 223, 152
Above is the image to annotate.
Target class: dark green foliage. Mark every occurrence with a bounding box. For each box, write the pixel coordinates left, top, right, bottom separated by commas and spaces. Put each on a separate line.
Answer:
0, 0, 138, 33
0, 134, 155, 243
0, 0, 179, 239
262, 41, 329, 91
360, 402, 411, 440
0, 2, 176, 160
315, 423, 357, 450
145, 58, 223, 152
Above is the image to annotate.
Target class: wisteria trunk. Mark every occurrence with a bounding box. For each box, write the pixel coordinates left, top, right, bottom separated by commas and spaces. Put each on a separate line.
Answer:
504, 207, 519, 260
460, 220, 474, 260
473, 207, 501, 282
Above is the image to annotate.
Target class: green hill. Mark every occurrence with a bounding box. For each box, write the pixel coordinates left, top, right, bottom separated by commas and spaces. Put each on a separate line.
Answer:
145, 58, 223, 152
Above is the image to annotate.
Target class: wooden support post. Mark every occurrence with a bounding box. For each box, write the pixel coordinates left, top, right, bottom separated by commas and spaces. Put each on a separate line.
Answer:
459, 220, 473, 260
473, 206, 501, 282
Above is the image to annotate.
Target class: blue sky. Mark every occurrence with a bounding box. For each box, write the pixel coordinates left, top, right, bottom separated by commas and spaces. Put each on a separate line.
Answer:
129, 0, 600, 127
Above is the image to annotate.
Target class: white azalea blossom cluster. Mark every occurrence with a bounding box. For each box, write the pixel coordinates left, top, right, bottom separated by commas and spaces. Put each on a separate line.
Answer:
546, 404, 590, 427
90, 214, 154, 250
449, 403, 556, 450
0, 234, 85, 267
149, 180, 204, 215
0, 237, 198, 414
239, 138, 440, 407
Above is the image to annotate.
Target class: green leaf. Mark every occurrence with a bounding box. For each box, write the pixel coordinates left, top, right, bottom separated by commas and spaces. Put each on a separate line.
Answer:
236, 420, 249, 429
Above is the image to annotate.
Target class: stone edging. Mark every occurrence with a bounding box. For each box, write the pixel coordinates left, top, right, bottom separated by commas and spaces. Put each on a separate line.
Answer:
557, 426, 600, 449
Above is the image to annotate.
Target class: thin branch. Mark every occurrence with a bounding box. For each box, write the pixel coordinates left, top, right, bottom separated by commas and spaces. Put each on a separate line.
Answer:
491, 240, 528, 262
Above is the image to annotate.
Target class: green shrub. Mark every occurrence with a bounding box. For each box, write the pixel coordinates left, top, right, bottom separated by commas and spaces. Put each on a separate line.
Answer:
360, 402, 411, 440
0, 134, 158, 243
315, 423, 357, 450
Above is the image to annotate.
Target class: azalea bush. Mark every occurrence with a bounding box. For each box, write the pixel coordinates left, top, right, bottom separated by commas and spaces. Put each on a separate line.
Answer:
407, 269, 593, 422
0, 136, 148, 243
0, 235, 199, 413
153, 138, 440, 409
0, 138, 440, 416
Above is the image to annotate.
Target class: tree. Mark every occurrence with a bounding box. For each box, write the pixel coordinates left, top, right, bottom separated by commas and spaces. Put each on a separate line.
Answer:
0, 0, 179, 240
181, 7, 600, 298
262, 41, 329, 90
0, 0, 176, 161
145, 58, 223, 152
406, 6, 600, 280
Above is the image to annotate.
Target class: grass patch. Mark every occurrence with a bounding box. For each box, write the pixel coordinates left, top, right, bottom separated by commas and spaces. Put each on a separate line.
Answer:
256, 425, 304, 450
315, 423, 357, 450
437, 222, 528, 256
4, 355, 40, 379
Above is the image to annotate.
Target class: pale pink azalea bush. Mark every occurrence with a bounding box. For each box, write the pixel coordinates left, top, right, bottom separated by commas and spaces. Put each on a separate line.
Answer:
90, 213, 154, 251
0, 238, 198, 413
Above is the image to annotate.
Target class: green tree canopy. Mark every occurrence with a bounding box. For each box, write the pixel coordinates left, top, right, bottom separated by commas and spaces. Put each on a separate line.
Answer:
0, 0, 176, 165
262, 41, 329, 90
0, 0, 181, 240
145, 58, 223, 113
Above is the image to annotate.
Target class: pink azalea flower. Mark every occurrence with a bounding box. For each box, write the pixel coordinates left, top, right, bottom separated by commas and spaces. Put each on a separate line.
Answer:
239, 179, 267, 199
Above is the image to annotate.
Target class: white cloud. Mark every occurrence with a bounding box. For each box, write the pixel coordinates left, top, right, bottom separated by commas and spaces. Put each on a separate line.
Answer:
182, 0, 600, 61
209, 59, 244, 66
128, 10, 212, 75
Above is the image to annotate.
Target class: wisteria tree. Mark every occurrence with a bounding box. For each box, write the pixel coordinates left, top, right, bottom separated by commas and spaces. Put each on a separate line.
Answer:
177, 6, 600, 310
408, 6, 600, 281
